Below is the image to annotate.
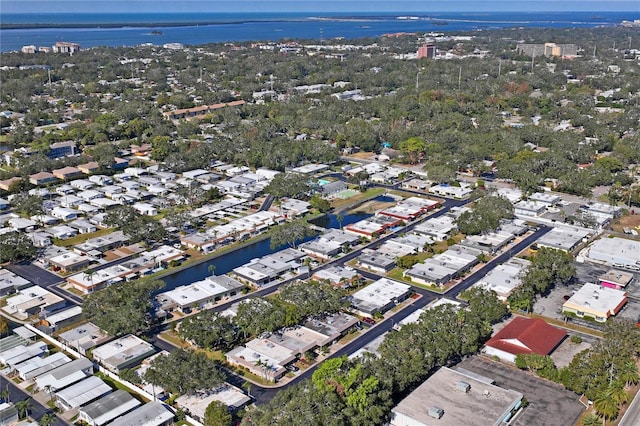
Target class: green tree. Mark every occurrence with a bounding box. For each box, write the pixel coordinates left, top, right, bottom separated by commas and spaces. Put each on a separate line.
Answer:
0, 316, 8, 337
593, 389, 619, 423
399, 136, 426, 164
309, 195, 331, 213
15, 398, 32, 420
456, 194, 513, 235
119, 368, 140, 384
0, 232, 37, 263
179, 310, 238, 351
269, 220, 315, 250
143, 349, 226, 396
581, 413, 601, 426
11, 193, 43, 217
204, 400, 232, 426
264, 172, 312, 199
38, 413, 56, 426
104, 205, 166, 244
83, 279, 165, 335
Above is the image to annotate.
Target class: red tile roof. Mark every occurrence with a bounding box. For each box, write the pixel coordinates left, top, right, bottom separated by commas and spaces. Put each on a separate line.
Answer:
485, 317, 566, 356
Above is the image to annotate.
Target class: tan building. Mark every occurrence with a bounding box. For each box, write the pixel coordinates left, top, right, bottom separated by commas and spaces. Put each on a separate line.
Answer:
562, 283, 627, 322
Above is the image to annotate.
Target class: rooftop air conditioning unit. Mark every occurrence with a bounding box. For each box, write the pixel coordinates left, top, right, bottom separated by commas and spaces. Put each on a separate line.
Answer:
456, 381, 471, 393
428, 407, 444, 419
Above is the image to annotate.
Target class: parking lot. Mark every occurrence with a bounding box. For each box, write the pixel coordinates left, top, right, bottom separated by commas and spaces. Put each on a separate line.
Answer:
533, 262, 640, 326
550, 337, 593, 369
457, 356, 585, 426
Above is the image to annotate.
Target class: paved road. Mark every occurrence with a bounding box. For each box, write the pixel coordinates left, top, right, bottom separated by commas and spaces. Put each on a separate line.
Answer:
619, 384, 640, 426
151, 205, 552, 408
0, 375, 68, 425
5, 263, 62, 287
5, 262, 84, 307
446, 226, 552, 299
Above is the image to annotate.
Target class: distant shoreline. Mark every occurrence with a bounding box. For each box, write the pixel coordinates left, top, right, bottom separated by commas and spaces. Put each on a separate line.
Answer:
0, 20, 303, 30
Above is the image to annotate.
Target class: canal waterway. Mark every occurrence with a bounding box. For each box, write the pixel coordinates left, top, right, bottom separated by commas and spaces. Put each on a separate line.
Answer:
161, 194, 392, 290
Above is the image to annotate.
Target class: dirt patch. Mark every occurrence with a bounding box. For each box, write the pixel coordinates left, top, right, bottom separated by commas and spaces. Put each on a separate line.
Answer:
349, 199, 395, 214
611, 214, 640, 233
346, 152, 377, 160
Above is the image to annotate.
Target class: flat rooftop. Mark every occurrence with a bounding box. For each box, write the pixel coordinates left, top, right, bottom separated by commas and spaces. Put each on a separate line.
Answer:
391, 367, 522, 426
351, 278, 411, 311
563, 283, 627, 314
92, 334, 155, 369
177, 385, 250, 419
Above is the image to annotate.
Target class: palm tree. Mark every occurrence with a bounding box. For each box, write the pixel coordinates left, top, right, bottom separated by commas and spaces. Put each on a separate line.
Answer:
38, 413, 56, 426
15, 398, 32, 420
43, 384, 53, 402
336, 213, 343, 230
607, 381, 628, 406
85, 269, 96, 293
0, 389, 9, 403
581, 413, 601, 426
593, 389, 619, 425
618, 361, 639, 387
208, 264, 217, 276
242, 381, 252, 398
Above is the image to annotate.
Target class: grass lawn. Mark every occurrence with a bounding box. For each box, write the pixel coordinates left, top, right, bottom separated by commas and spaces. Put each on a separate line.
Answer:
195, 347, 225, 363
338, 331, 361, 344
158, 331, 191, 349
55, 228, 114, 247
330, 187, 386, 211
63, 285, 86, 298
524, 312, 604, 337
96, 372, 151, 402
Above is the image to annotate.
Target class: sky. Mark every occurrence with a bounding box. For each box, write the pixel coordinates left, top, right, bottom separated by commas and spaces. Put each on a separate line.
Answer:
2, 0, 639, 14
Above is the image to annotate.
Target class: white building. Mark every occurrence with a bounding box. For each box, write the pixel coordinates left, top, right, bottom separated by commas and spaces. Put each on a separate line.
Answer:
92, 334, 155, 373
350, 278, 411, 318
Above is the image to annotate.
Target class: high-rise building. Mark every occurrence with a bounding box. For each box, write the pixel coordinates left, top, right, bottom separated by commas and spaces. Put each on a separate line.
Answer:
418, 43, 436, 59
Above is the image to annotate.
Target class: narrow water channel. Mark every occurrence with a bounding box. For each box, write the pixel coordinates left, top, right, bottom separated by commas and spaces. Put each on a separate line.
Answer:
161, 194, 394, 290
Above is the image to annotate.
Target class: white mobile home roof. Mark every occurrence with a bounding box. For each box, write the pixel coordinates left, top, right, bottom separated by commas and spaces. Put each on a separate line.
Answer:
36, 358, 93, 391
79, 390, 141, 426
0, 342, 47, 366
56, 376, 112, 409
110, 402, 174, 426
15, 352, 71, 380
92, 334, 155, 371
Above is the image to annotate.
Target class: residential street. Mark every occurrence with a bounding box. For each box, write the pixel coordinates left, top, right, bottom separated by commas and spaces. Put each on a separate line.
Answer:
0, 375, 68, 426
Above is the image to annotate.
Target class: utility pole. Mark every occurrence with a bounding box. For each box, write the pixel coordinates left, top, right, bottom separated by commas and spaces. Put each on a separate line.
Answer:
458, 66, 462, 90
498, 59, 502, 77
593, 44, 597, 58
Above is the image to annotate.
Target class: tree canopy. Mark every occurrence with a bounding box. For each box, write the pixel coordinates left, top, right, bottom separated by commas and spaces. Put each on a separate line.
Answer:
508, 247, 576, 312
269, 220, 315, 250
0, 232, 37, 263
82, 279, 165, 335
243, 288, 507, 425
104, 205, 167, 244
143, 349, 226, 396
456, 194, 514, 235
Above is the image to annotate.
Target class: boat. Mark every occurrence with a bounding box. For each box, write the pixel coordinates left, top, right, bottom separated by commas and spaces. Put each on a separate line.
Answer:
150, 30, 163, 36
